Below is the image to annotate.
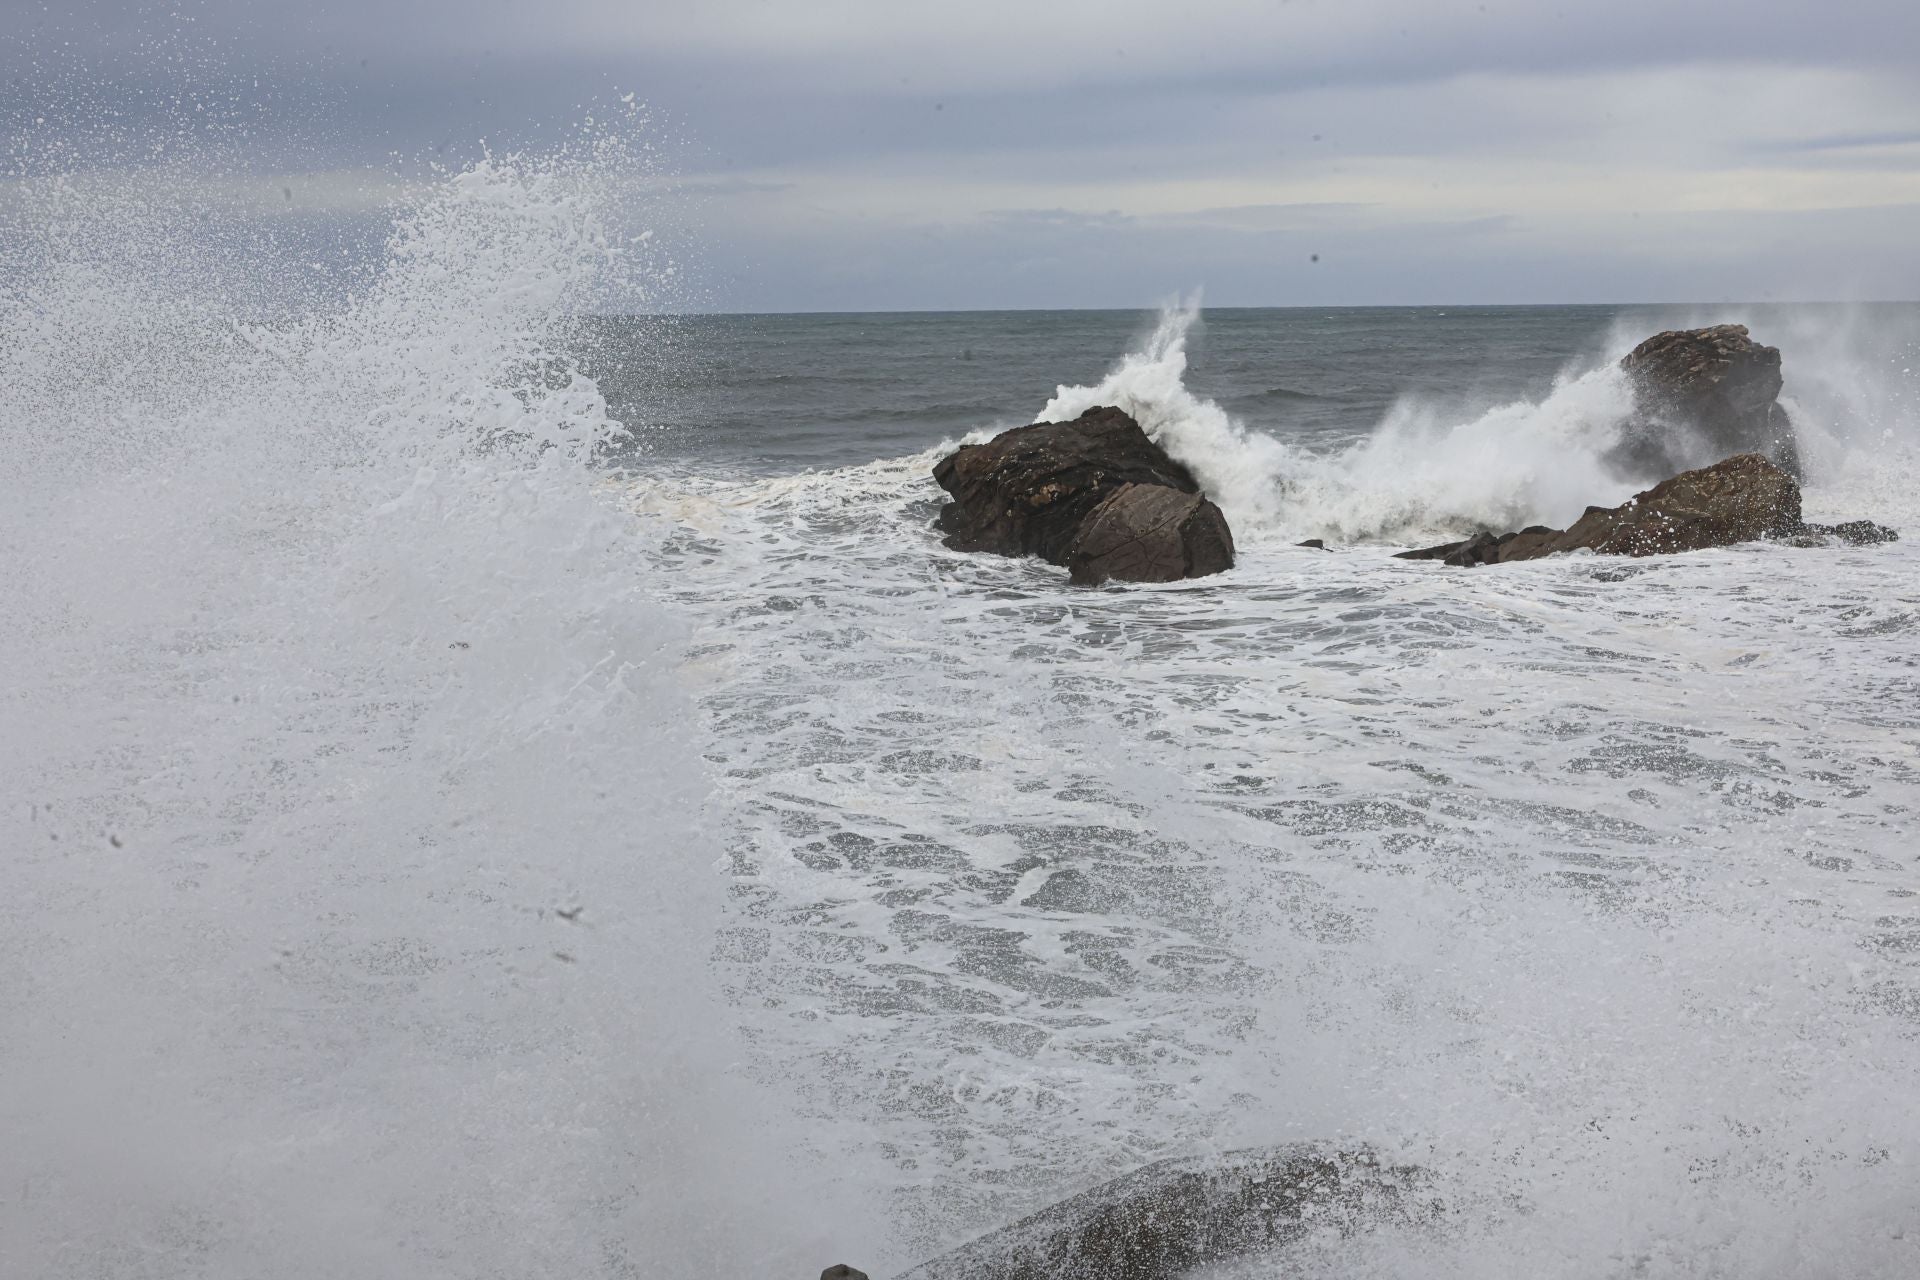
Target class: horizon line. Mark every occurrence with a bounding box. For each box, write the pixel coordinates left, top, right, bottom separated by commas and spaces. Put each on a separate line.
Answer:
604, 298, 1920, 319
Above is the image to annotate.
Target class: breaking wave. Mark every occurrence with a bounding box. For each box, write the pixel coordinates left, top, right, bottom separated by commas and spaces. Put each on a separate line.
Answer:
0, 134, 841, 1275
1039, 298, 1920, 547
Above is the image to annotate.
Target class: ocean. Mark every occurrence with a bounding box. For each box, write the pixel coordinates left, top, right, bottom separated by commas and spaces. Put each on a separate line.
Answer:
5, 154, 1920, 1279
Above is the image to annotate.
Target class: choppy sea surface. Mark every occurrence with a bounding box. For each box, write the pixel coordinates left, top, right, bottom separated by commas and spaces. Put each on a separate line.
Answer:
5, 150, 1920, 1279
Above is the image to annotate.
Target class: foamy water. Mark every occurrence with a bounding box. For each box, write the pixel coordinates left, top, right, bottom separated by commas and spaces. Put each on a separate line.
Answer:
632, 305, 1920, 1275
6, 134, 1920, 1280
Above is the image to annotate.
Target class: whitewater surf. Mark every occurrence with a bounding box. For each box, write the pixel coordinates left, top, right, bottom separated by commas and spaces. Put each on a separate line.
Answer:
5, 130, 1920, 1279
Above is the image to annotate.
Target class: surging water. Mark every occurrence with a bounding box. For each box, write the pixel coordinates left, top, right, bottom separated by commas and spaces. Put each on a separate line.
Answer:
7, 123, 1920, 1280
631, 304, 1920, 1275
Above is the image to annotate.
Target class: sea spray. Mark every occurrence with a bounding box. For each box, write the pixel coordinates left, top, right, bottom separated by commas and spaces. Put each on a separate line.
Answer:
1038, 295, 1304, 531
1040, 298, 1649, 545
1593, 304, 1920, 525
0, 137, 847, 1275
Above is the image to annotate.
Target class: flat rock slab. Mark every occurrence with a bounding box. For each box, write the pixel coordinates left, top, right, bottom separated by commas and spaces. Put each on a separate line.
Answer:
1398, 453, 1897, 567
933, 406, 1234, 585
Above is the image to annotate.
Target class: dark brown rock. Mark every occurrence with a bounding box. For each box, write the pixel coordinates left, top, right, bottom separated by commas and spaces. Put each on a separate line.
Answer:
820, 1267, 869, 1280
1395, 526, 1553, 567
1064, 483, 1234, 585
896, 1144, 1429, 1280
1507, 453, 1800, 559
1614, 324, 1802, 479
1396, 454, 1895, 567
933, 407, 1234, 584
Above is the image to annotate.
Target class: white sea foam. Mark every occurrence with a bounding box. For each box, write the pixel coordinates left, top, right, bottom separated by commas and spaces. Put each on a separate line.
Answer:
626, 304, 1920, 1275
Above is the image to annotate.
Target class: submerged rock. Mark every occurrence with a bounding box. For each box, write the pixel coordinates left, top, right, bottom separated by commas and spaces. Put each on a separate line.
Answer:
1614, 324, 1802, 479
1782, 518, 1902, 547
894, 1144, 1427, 1280
1396, 453, 1898, 567
932, 407, 1235, 585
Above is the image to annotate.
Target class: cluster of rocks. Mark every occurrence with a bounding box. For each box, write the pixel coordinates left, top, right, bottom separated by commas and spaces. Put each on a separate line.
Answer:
933, 406, 1235, 586
824, 1143, 1430, 1280
867, 328, 1899, 1276
930, 325, 1895, 582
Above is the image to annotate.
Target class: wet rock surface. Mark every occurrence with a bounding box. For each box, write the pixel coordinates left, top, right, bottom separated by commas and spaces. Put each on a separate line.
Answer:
1614, 324, 1802, 479
892, 1144, 1428, 1280
1397, 454, 1897, 567
1781, 518, 1903, 548
1065, 482, 1236, 585
933, 407, 1235, 585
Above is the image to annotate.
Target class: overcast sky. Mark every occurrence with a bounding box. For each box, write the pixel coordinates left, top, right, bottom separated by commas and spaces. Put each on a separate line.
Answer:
6, 0, 1920, 310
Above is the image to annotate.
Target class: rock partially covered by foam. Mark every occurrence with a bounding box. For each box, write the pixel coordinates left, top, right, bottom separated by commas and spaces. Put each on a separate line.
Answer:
1397, 453, 1898, 567
932, 406, 1235, 586
891, 1144, 1427, 1280
1613, 323, 1802, 479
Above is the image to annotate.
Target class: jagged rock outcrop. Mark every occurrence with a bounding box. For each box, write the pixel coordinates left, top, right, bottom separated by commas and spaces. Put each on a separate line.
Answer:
1397, 453, 1897, 567
1613, 324, 1802, 479
932, 407, 1235, 586
892, 1144, 1428, 1280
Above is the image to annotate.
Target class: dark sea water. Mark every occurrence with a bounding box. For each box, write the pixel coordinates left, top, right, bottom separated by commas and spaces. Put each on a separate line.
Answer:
591, 302, 1919, 475
7, 151, 1920, 1280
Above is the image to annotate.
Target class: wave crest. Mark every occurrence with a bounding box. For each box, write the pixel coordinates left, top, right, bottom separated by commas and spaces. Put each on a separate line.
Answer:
1040, 299, 1643, 546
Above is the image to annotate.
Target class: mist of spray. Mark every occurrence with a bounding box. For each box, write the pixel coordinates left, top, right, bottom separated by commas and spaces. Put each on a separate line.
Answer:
1041, 298, 1920, 547
0, 124, 854, 1276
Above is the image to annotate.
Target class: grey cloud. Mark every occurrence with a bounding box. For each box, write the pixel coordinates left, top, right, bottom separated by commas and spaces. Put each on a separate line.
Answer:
1149, 203, 1378, 231
665, 177, 794, 196
693, 200, 1920, 313
5, 1, 1919, 310
980, 209, 1137, 230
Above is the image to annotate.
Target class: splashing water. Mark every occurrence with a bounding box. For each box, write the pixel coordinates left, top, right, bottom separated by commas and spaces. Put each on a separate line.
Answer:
1036, 294, 1301, 531
1038, 298, 1920, 551
0, 137, 844, 1276
1040, 298, 1644, 545
8, 99, 1920, 1280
